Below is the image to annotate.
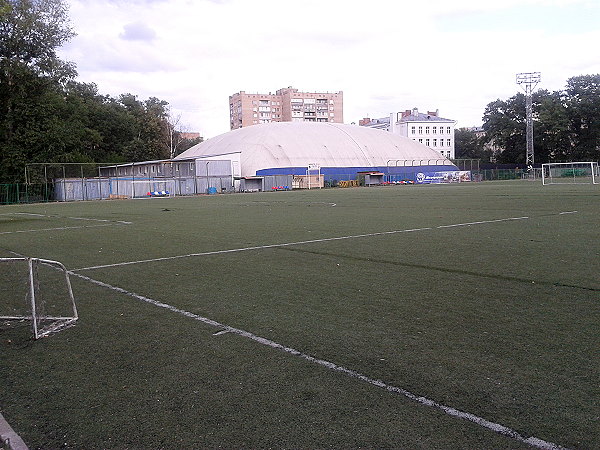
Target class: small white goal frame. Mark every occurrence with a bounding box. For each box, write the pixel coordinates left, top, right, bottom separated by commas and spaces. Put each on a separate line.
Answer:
541, 161, 599, 185
0, 257, 78, 339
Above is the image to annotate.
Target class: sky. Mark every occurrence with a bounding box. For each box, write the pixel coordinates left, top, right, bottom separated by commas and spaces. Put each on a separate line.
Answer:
58, 0, 600, 139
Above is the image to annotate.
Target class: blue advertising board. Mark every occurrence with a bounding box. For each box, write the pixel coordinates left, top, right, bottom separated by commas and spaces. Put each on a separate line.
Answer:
415, 171, 471, 184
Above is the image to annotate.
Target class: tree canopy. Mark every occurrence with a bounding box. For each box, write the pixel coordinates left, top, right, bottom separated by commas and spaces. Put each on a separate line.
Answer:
1, 0, 598, 180
0, 0, 201, 183
481, 75, 600, 164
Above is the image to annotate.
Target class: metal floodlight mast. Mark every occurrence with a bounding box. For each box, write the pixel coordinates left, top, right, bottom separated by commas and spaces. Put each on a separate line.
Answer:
516, 72, 541, 168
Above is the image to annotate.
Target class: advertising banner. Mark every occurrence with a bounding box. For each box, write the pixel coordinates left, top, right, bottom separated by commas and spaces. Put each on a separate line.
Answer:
415, 171, 471, 184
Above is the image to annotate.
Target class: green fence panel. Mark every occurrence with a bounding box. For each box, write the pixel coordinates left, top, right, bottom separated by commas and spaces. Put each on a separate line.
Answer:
0, 183, 53, 204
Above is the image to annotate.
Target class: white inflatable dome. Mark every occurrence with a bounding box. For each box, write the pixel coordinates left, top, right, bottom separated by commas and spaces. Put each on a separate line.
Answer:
176, 122, 451, 177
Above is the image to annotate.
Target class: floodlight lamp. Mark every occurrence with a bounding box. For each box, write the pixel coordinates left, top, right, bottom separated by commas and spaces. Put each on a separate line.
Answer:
516, 72, 541, 85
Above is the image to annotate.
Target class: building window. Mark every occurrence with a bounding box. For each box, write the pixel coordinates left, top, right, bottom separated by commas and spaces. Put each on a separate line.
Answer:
411, 126, 416, 134
432, 127, 437, 134
447, 126, 451, 134
447, 139, 451, 147
426, 139, 430, 146
425, 126, 430, 134
433, 139, 437, 147
439, 139, 443, 147
418, 126, 422, 134
418, 139, 423, 144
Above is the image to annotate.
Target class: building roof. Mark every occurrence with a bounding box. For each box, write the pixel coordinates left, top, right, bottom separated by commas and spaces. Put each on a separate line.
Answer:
362, 117, 391, 127
400, 112, 454, 123
175, 122, 451, 177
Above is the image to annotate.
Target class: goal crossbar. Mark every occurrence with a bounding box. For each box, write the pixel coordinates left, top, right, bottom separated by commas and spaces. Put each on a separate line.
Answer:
541, 161, 598, 185
0, 257, 78, 339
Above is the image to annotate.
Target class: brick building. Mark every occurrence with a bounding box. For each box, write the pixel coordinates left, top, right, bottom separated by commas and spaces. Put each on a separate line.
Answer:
229, 86, 343, 129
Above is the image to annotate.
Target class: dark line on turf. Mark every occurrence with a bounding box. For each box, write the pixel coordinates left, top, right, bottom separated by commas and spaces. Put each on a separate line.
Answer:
278, 247, 600, 292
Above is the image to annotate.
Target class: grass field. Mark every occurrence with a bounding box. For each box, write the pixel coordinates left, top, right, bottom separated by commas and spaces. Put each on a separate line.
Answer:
1, 180, 599, 449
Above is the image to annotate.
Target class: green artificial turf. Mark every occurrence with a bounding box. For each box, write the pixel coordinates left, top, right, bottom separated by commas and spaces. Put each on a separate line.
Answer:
1, 181, 598, 449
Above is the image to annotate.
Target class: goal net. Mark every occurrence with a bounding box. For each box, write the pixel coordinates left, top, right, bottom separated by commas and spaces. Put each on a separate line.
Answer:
131, 179, 176, 198
542, 162, 599, 185
0, 258, 78, 339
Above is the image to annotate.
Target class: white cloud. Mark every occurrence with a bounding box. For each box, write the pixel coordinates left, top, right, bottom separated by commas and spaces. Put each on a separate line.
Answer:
59, 0, 600, 137
119, 22, 157, 41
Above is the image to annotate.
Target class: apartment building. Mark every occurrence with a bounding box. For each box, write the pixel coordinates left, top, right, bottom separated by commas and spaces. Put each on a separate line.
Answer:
360, 108, 457, 158
229, 87, 343, 129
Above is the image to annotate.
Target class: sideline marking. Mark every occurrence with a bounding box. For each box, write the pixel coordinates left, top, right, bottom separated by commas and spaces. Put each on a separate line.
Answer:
0, 224, 122, 235
70, 270, 567, 450
0, 213, 131, 235
73, 227, 433, 271
6, 212, 132, 225
73, 215, 531, 272
0, 410, 28, 450
213, 330, 230, 336
436, 216, 529, 228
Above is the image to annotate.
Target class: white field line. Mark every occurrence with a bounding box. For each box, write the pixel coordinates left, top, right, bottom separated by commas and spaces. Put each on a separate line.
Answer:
436, 216, 529, 228
4, 212, 132, 224
70, 270, 567, 450
73, 215, 530, 272
0, 223, 123, 235
0, 410, 28, 450
0, 213, 131, 235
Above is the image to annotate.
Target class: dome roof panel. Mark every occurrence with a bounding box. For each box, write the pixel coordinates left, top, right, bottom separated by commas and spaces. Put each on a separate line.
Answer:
176, 122, 450, 176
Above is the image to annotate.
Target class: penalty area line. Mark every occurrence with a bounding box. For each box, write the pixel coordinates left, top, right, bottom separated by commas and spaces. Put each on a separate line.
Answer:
436, 216, 529, 228
72, 215, 531, 272
72, 227, 433, 271
70, 270, 568, 450
5, 212, 132, 224
0, 223, 127, 235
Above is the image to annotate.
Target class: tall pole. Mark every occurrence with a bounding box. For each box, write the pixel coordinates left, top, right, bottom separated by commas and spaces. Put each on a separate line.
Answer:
516, 72, 541, 169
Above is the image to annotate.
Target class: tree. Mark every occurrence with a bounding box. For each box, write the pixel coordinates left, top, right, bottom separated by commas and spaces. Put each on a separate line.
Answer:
564, 74, 600, 160
119, 94, 171, 162
167, 111, 204, 157
0, 0, 76, 181
482, 94, 527, 163
0, 0, 75, 72
454, 128, 492, 162
175, 134, 203, 154
0, 0, 198, 183
482, 91, 553, 164
535, 90, 571, 161
481, 75, 600, 164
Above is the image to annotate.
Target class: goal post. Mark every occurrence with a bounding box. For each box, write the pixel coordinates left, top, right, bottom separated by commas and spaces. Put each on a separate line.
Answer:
131, 179, 176, 198
0, 257, 78, 339
541, 162, 599, 185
